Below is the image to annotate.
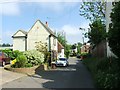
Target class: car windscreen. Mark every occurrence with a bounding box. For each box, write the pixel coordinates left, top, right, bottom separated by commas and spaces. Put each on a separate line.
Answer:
59, 58, 66, 61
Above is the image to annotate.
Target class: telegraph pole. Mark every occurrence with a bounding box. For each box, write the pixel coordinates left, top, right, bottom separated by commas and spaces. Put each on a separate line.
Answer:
79, 27, 85, 44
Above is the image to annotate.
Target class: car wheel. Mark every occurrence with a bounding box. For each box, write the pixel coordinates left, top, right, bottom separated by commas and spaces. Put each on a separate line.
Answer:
2, 61, 5, 67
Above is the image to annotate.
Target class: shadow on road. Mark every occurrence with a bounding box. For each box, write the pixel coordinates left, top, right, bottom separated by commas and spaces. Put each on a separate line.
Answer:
32, 59, 95, 89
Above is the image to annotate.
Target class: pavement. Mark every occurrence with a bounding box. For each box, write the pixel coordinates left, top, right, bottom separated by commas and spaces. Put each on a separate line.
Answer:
2, 57, 96, 89
0, 66, 26, 88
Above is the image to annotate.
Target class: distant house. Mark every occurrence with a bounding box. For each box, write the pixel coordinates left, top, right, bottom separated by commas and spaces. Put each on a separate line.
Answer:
12, 20, 64, 59
81, 44, 90, 54
57, 41, 64, 58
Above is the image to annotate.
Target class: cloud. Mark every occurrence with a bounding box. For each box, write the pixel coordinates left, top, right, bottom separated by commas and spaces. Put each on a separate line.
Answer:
62, 25, 81, 35
37, 2, 79, 13
0, 0, 81, 3
56, 24, 89, 44
0, 3, 20, 16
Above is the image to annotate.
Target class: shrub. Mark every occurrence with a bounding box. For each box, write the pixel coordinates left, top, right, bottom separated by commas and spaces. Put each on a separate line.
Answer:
83, 57, 120, 88
12, 50, 23, 59
23, 50, 44, 66
81, 52, 91, 59
2, 49, 23, 60
11, 54, 27, 68
25, 63, 33, 67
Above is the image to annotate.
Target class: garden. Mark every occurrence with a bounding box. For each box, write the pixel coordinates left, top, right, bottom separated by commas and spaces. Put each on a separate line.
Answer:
1, 41, 51, 75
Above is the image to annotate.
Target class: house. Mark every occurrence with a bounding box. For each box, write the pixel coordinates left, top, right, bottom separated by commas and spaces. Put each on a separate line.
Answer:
12, 20, 64, 60
81, 44, 90, 54
57, 41, 64, 58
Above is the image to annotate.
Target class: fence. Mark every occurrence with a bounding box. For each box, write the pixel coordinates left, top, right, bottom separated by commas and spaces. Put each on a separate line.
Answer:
91, 40, 107, 58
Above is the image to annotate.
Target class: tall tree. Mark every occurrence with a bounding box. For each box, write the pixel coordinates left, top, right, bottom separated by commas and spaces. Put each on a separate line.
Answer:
108, 2, 120, 58
88, 19, 106, 47
57, 33, 67, 47
79, 2, 106, 23
79, 2, 106, 47
77, 42, 82, 54
57, 32, 71, 58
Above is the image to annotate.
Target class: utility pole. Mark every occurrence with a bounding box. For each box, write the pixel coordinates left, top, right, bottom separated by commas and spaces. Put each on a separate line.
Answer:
79, 27, 85, 44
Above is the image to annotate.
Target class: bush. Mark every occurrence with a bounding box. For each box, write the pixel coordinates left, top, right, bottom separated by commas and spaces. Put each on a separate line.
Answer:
83, 57, 120, 88
81, 52, 91, 59
11, 54, 27, 68
2, 49, 23, 60
23, 50, 44, 66
13, 50, 23, 59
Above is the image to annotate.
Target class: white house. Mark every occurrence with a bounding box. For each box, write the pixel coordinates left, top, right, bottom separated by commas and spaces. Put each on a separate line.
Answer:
12, 20, 64, 59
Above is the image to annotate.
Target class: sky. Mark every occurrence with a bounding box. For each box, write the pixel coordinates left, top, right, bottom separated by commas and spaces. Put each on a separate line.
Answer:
0, 0, 90, 45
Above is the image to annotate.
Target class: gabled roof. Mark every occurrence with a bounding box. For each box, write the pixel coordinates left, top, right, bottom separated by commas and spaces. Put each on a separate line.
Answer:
58, 41, 64, 53
12, 30, 27, 38
28, 20, 56, 37
12, 20, 56, 38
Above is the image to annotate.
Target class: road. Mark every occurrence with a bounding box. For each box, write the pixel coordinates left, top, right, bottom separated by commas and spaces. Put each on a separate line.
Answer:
2, 57, 95, 88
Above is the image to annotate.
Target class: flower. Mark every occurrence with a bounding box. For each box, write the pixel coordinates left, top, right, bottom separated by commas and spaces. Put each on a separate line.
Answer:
11, 59, 17, 65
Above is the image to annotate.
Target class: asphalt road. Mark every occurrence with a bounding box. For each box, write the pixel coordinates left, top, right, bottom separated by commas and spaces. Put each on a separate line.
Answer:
2, 57, 95, 89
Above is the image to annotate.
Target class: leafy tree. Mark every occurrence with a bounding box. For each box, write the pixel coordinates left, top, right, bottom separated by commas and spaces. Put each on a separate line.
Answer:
2, 43, 11, 47
88, 19, 106, 47
108, 2, 120, 58
79, 2, 106, 22
57, 32, 71, 58
57, 33, 67, 47
71, 44, 77, 49
79, 2, 106, 47
77, 42, 82, 54
65, 44, 71, 59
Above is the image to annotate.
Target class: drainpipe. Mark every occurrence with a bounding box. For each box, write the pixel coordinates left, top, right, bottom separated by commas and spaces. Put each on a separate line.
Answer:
48, 34, 51, 66
49, 35, 51, 52
25, 35, 27, 51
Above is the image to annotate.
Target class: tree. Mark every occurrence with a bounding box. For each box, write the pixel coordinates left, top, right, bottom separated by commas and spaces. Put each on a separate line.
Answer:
71, 44, 76, 49
79, 2, 106, 22
57, 32, 71, 58
88, 19, 106, 47
108, 2, 120, 58
77, 42, 82, 54
79, 2, 106, 47
2, 43, 11, 47
65, 44, 71, 59
57, 33, 67, 47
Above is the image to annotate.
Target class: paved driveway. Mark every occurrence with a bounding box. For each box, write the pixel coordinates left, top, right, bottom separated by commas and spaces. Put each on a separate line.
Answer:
2, 57, 96, 88
0, 66, 26, 87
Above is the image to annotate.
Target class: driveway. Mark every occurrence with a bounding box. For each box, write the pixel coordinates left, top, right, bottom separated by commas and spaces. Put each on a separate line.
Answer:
0, 66, 26, 87
2, 57, 95, 88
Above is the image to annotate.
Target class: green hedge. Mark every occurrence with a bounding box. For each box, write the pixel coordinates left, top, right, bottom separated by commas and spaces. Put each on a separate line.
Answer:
83, 57, 120, 89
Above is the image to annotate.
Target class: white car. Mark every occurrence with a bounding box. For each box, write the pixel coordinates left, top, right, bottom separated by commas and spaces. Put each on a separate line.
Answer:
56, 58, 69, 67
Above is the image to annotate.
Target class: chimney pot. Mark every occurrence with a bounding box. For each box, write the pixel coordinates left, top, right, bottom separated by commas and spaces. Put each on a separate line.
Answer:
46, 21, 48, 26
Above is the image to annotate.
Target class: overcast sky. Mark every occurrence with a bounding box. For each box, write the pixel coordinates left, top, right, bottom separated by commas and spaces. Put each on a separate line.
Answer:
0, 0, 90, 45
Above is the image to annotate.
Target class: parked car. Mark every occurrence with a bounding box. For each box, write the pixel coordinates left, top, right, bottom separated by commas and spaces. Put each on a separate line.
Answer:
0, 52, 11, 66
56, 58, 69, 67
76, 54, 81, 58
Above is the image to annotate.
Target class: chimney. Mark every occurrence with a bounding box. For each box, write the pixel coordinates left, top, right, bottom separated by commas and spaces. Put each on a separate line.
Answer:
46, 21, 48, 27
